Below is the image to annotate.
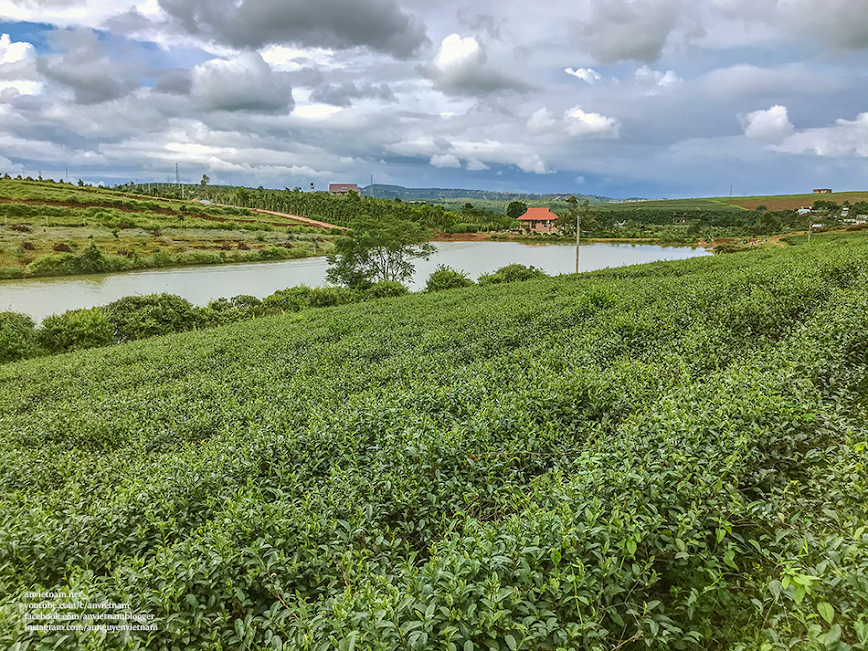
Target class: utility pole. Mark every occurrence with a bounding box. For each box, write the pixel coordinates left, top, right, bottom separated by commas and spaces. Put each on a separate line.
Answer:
370, 174, 374, 198
575, 209, 581, 274
730, 185, 733, 197
65, 167, 68, 183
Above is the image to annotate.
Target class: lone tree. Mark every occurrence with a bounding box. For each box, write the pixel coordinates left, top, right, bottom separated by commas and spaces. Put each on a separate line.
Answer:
507, 200, 528, 220
327, 214, 435, 289
201, 174, 210, 186
556, 197, 596, 236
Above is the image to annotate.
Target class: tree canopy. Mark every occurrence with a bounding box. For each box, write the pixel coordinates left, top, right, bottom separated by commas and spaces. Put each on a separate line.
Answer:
326, 214, 435, 289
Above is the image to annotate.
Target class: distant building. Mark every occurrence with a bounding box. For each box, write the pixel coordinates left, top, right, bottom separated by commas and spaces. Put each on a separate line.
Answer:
329, 183, 359, 195
813, 188, 832, 194
797, 208, 811, 215
518, 207, 559, 233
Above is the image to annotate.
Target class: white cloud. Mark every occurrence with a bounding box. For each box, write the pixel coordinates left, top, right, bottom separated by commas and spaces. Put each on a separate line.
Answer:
741, 105, 794, 141
430, 153, 461, 168
565, 67, 602, 84
428, 33, 530, 96
191, 52, 294, 113
434, 34, 481, 69
564, 106, 621, 138
0, 33, 41, 95
776, 112, 868, 157
465, 158, 489, 171
450, 140, 550, 174
634, 65, 682, 88
527, 107, 557, 134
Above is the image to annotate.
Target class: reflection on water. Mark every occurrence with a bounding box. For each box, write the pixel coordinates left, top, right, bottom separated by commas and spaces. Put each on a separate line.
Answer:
0, 241, 709, 322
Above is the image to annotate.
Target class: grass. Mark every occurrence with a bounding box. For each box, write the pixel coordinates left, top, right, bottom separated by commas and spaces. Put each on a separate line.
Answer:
0, 234, 866, 650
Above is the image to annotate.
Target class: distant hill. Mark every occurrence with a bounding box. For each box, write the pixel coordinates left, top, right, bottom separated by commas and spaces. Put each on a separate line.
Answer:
361, 184, 616, 203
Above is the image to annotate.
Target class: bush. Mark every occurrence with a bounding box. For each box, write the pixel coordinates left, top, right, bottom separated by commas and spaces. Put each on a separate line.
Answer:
425, 264, 474, 292
366, 280, 410, 298
0, 311, 39, 363
263, 286, 316, 312
478, 263, 548, 285
38, 307, 114, 353
103, 294, 202, 342
53, 243, 72, 253
308, 286, 358, 307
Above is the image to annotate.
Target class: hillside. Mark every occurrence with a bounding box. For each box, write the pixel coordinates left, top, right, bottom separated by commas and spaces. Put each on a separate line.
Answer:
1, 235, 866, 650
0, 179, 336, 279
713, 191, 868, 211
361, 184, 614, 203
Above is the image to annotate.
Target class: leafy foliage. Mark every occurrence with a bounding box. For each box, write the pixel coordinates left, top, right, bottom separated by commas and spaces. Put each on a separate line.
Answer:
425, 264, 475, 292
478, 263, 548, 285
38, 307, 114, 353
103, 293, 203, 342
327, 215, 435, 288
0, 311, 39, 363
0, 236, 867, 651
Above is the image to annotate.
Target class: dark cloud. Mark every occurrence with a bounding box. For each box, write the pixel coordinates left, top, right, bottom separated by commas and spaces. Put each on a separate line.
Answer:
155, 0, 428, 58
37, 28, 142, 104
155, 68, 192, 95
310, 82, 396, 107
573, 0, 688, 63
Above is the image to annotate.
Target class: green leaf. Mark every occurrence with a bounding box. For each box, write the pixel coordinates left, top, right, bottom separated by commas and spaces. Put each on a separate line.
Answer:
817, 602, 834, 624
626, 539, 637, 556
824, 623, 841, 647
505, 634, 517, 651
463, 642, 474, 651
550, 549, 561, 567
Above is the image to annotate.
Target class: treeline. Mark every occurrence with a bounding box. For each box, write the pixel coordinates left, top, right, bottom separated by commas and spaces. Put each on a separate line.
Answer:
136, 184, 517, 232
0, 264, 546, 363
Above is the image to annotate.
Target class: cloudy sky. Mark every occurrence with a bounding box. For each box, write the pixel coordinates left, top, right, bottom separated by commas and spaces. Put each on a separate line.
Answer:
0, 0, 866, 197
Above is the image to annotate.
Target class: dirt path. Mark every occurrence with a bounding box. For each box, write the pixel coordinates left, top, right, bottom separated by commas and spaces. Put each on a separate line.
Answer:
250, 208, 346, 231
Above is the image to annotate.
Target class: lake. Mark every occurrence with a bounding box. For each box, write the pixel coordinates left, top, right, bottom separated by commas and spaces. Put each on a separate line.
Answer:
0, 241, 709, 322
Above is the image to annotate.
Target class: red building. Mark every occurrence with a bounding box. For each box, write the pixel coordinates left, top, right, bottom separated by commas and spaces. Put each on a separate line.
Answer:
329, 183, 359, 195
517, 207, 559, 233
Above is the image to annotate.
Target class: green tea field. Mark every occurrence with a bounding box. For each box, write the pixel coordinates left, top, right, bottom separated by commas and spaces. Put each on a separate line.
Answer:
1, 235, 866, 650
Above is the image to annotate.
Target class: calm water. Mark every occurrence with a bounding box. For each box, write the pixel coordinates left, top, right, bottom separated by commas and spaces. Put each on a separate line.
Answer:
0, 242, 709, 322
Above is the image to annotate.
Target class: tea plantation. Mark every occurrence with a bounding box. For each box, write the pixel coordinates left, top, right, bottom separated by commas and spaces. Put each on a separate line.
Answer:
1, 236, 867, 651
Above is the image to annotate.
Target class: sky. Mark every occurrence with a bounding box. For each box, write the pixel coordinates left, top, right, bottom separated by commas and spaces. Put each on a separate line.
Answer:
0, 0, 866, 198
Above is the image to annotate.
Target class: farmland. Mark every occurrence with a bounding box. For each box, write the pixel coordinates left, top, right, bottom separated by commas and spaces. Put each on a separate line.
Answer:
0, 180, 337, 279
714, 191, 868, 212
1, 233, 866, 650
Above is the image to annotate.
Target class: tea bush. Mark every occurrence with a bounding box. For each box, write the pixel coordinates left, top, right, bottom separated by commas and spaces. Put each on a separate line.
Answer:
103, 293, 203, 341
0, 311, 39, 362
38, 307, 114, 353
478, 263, 548, 285
426, 264, 474, 292
0, 235, 867, 651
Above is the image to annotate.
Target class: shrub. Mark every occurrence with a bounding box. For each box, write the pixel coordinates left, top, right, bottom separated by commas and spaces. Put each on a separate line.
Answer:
103, 294, 202, 341
21, 242, 35, 251
263, 286, 316, 312
237, 242, 250, 251
0, 311, 39, 363
38, 307, 113, 353
53, 243, 72, 253
366, 280, 410, 298
478, 263, 548, 285
425, 264, 474, 292
9, 223, 31, 232
308, 286, 358, 307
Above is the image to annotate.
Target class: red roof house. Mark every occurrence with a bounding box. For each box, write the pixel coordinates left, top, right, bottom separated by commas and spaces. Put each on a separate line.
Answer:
517, 207, 559, 233
329, 183, 359, 195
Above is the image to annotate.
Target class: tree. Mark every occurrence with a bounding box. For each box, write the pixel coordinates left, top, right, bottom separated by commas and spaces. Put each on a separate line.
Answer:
556, 198, 596, 236
507, 200, 528, 220
201, 174, 210, 186
326, 214, 434, 289
236, 187, 250, 205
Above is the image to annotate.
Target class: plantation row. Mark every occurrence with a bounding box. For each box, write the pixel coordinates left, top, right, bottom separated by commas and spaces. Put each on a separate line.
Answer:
0, 264, 543, 363
1, 235, 866, 650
